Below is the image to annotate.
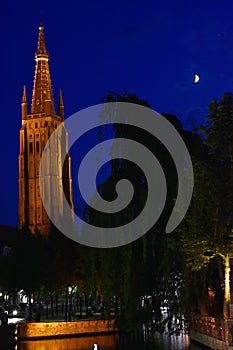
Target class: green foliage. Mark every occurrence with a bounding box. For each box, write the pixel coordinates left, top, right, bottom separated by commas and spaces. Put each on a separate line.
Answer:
201, 93, 233, 236
181, 92, 233, 316
182, 93, 233, 266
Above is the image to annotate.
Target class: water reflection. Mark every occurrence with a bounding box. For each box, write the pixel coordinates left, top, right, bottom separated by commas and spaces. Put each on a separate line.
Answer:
153, 333, 190, 349
16, 334, 119, 350
16, 333, 205, 350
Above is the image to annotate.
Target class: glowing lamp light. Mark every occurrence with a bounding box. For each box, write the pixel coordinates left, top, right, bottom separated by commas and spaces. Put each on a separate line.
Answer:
93, 344, 98, 350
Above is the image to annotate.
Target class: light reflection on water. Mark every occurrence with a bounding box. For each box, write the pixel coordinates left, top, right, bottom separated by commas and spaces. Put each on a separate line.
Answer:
16, 333, 204, 350
153, 333, 190, 349
17, 334, 119, 350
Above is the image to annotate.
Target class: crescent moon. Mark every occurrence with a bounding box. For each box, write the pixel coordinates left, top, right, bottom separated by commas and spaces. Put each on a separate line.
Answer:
194, 74, 200, 83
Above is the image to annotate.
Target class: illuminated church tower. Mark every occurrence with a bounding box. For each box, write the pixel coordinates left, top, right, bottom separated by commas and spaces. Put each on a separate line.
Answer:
18, 24, 73, 235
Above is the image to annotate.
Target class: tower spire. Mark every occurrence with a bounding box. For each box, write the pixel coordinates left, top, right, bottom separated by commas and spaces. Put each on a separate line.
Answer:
31, 25, 55, 115
58, 89, 64, 121
37, 23, 47, 56
21, 85, 28, 120
22, 85, 27, 103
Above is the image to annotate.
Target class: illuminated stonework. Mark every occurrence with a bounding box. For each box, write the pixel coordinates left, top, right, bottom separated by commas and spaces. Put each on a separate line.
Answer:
18, 25, 73, 235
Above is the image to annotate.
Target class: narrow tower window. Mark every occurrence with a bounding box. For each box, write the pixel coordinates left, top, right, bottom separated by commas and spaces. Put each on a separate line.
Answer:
36, 141, 40, 153
29, 142, 33, 153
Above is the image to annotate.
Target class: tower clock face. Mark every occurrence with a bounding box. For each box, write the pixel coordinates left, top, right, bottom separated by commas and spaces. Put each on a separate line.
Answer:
36, 98, 40, 105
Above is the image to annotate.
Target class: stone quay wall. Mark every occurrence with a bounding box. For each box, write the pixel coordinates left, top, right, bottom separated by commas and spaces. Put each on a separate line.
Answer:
190, 315, 233, 349
16, 319, 117, 340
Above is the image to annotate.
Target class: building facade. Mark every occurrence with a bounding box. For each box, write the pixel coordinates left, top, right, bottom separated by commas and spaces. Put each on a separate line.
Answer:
18, 25, 73, 235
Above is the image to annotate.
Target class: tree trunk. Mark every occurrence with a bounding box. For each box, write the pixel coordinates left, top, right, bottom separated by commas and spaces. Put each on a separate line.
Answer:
45, 299, 48, 319
68, 291, 72, 321
64, 292, 68, 322
85, 294, 88, 316
195, 271, 209, 316
28, 292, 32, 322
197, 296, 209, 316
55, 295, 58, 316
101, 300, 104, 319
115, 295, 119, 317
223, 255, 231, 319
51, 295, 54, 317
79, 296, 82, 317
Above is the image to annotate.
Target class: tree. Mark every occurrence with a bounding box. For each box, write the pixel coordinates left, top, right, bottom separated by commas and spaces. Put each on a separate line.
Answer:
182, 93, 233, 318
82, 91, 200, 332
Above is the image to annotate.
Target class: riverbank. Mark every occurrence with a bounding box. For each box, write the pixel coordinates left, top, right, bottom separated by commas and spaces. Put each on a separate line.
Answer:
190, 315, 233, 350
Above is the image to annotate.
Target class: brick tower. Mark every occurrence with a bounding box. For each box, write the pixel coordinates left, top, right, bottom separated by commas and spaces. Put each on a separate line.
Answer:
18, 24, 73, 235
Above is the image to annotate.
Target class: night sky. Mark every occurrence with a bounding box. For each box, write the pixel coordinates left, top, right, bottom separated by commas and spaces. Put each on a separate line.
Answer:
1, 0, 233, 226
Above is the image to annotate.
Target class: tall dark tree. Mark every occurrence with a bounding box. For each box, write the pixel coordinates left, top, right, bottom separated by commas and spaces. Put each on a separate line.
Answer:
82, 91, 201, 333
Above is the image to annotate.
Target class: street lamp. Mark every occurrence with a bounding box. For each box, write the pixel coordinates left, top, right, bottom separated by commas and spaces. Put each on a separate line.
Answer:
68, 286, 72, 322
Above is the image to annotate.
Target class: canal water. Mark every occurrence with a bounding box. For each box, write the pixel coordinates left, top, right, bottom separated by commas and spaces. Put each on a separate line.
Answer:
14, 333, 205, 350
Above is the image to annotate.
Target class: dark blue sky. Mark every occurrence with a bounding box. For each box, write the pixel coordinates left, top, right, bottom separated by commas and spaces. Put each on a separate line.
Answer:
1, 0, 233, 226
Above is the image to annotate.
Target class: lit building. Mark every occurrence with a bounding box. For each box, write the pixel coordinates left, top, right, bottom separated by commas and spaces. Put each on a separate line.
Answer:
18, 24, 73, 235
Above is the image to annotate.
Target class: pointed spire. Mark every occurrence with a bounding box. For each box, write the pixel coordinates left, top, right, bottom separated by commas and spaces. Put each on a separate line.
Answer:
21, 85, 28, 120
58, 89, 64, 106
58, 89, 64, 121
22, 85, 27, 103
37, 24, 47, 56
31, 25, 55, 115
